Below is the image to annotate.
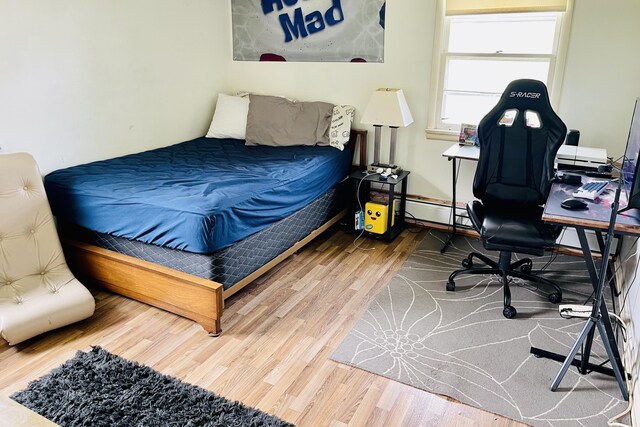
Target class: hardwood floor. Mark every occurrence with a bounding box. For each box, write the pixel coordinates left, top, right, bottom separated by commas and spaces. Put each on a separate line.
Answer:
0, 227, 525, 427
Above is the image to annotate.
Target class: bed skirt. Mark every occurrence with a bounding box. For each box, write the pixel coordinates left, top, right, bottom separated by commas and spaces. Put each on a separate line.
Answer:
65, 183, 346, 292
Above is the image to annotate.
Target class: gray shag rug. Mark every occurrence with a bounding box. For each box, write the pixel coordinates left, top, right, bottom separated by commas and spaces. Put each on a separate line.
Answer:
332, 230, 629, 426
11, 346, 293, 427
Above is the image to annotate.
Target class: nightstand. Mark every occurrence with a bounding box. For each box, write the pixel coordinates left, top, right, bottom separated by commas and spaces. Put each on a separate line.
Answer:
347, 170, 410, 242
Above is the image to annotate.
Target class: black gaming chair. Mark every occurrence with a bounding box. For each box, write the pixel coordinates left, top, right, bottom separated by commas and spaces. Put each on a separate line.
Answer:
446, 79, 567, 319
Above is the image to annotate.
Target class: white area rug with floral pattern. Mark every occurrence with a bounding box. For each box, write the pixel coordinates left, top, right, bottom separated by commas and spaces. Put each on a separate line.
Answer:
332, 230, 628, 426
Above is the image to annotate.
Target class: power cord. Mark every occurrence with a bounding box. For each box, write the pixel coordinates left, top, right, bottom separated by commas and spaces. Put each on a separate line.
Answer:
574, 236, 639, 309
404, 211, 426, 234
598, 234, 638, 426
566, 236, 639, 381
607, 399, 632, 427
352, 171, 377, 251
511, 228, 564, 295
538, 228, 565, 274
619, 237, 640, 314
583, 155, 636, 426
606, 313, 634, 427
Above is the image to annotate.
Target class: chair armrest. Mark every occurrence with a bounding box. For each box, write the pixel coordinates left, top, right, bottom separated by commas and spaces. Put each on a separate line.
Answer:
467, 200, 484, 232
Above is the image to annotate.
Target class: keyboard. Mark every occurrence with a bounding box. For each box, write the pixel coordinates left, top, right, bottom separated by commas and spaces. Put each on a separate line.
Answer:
572, 180, 609, 200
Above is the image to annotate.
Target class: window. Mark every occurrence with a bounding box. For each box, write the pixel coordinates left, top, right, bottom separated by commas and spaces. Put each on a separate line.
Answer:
427, 0, 573, 139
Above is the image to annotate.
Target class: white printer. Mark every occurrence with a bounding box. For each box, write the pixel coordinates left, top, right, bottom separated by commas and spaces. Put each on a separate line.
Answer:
556, 145, 608, 170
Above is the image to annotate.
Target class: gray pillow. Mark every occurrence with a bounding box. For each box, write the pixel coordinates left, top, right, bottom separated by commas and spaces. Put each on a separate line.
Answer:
245, 94, 333, 147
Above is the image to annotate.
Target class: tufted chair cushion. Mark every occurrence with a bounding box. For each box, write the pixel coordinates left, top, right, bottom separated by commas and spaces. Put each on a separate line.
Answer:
0, 153, 94, 345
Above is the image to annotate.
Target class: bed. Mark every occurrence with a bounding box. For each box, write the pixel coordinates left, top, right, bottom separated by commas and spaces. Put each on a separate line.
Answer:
45, 128, 366, 336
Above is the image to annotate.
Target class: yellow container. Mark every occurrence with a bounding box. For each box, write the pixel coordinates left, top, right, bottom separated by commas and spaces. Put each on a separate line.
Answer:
364, 201, 395, 234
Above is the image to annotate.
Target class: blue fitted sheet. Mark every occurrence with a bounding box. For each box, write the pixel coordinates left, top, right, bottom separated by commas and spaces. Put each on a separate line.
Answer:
44, 137, 351, 253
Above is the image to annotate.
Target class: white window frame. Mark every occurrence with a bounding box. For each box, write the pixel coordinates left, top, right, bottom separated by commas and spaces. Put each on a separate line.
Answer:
426, 0, 574, 141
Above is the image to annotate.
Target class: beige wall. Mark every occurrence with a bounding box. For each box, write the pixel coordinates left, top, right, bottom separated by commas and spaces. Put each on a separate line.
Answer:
0, 0, 231, 174
558, 0, 640, 156
10, 0, 637, 197
3, 0, 639, 205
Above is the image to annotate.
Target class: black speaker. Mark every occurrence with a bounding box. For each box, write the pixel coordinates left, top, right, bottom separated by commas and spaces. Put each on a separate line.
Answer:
565, 129, 580, 146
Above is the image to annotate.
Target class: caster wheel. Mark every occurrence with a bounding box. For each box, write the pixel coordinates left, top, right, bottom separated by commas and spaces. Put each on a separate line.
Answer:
520, 264, 532, 274
461, 258, 473, 268
446, 280, 455, 292
548, 292, 562, 304
503, 305, 517, 319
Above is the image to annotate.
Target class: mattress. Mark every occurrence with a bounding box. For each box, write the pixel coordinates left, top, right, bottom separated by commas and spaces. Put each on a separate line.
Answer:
67, 185, 346, 290
45, 137, 352, 253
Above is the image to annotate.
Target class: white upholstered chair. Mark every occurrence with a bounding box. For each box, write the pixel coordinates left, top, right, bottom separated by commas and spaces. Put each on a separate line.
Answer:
0, 153, 95, 345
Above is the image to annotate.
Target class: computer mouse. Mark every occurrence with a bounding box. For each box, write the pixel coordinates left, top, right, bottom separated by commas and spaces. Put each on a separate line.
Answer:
561, 197, 588, 210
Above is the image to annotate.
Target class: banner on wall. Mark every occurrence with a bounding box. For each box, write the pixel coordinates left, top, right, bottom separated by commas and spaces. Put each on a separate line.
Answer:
232, 0, 386, 62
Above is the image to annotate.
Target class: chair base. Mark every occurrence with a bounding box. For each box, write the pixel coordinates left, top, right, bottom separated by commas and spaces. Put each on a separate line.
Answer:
446, 251, 562, 319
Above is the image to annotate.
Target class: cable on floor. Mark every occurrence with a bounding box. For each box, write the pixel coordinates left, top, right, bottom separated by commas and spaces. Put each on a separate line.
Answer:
352, 172, 377, 251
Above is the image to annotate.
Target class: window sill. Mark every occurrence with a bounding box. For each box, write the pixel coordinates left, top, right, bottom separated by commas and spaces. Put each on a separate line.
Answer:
425, 128, 459, 142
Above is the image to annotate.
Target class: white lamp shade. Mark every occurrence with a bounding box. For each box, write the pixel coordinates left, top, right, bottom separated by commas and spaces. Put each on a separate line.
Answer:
361, 88, 414, 127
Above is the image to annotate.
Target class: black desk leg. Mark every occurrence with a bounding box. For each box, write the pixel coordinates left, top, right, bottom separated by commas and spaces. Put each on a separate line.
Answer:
531, 227, 628, 401
596, 231, 619, 311
575, 228, 625, 376
550, 315, 628, 401
532, 228, 624, 376
441, 157, 457, 253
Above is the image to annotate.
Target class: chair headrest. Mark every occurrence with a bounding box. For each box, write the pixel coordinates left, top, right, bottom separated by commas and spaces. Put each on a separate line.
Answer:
494, 79, 553, 114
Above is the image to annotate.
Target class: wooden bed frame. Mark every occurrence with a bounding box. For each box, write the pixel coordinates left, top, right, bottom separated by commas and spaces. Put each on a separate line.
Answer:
61, 130, 367, 336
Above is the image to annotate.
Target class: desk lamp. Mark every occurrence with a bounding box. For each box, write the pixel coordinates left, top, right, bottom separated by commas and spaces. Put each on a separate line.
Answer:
361, 88, 414, 174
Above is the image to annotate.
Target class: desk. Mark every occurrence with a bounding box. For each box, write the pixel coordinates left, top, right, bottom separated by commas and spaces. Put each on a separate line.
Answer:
536, 177, 640, 400
441, 144, 480, 253
544, 178, 640, 233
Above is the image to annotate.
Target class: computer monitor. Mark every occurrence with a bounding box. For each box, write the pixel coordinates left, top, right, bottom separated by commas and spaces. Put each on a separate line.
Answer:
620, 98, 640, 213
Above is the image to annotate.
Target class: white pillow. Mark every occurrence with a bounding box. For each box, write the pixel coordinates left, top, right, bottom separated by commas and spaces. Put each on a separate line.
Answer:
205, 94, 250, 140
329, 105, 356, 150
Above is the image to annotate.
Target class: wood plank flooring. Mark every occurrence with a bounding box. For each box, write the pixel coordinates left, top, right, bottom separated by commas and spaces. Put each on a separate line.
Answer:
0, 227, 525, 427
